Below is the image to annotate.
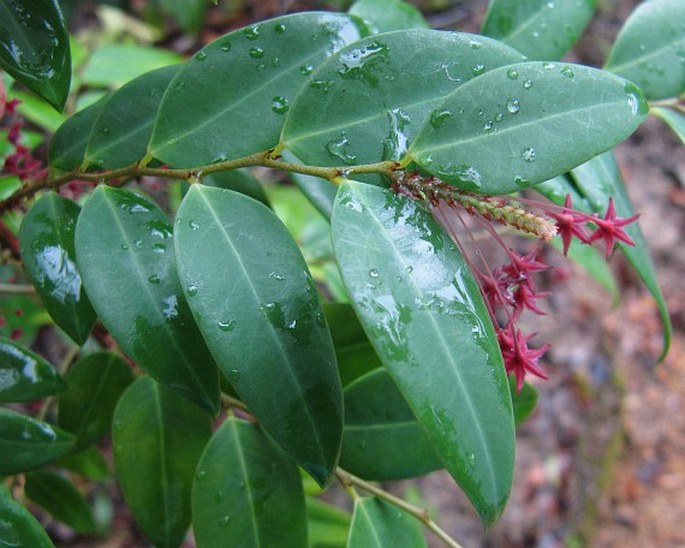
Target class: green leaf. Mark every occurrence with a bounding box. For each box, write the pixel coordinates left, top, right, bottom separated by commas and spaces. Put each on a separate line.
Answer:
59, 445, 110, 480
174, 185, 342, 486
508, 377, 538, 426
149, 12, 368, 167
19, 193, 96, 344
192, 416, 307, 548
0, 408, 75, 474
281, 30, 525, 173
652, 106, 685, 145
341, 368, 442, 480
281, 149, 337, 220
331, 181, 514, 526
0, 337, 65, 402
407, 61, 649, 194
80, 44, 183, 88
349, 0, 429, 33
604, 0, 685, 100
113, 376, 212, 548
58, 351, 133, 451
25, 470, 96, 534
569, 152, 672, 360
82, 64, 181, 171
307, 497, 351, 548
155, 0, 209, 33
0, 0, 71, 110
347, 497, 426, 547
482, 0, 595, 61
0, 485, 54, 548
204, 169, 270, 206
10, 88, 66, 132
75, 186, 220, 415
0, 292, 49, 345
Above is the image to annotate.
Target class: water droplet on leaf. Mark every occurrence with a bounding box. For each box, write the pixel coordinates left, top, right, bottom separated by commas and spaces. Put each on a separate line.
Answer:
507, 68, 519, 80
522, 147, 536, 162
249, 47, 264, 59
326, 132, 356, 164
218, 320, 236, 332
507, 97, 520, 114
271, 96, 289, 114
430, 109, 452, 129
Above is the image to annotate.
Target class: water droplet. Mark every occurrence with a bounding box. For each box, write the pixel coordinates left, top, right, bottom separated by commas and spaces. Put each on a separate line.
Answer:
507, 68, 519, 80
152, 243, 166, 253
271, 96, 289, 114
484, 120, 494, 131
220, 41, 231, 52
148, 274, 161, 284
369, 269, 380, 278
243, 26, 259, 39
218, 320, 236, 332
186, 284, 198, 296
406, 265, 414, 274
249, 47, 264, 59
494, 112, 504, 122
543, 62, 556, 70
218, 515, 231, 528
514, 176, 531, 188
274, 23, 286, 33
560, 66, 574, 78
269, 271, 286, 281
430, 109, 452, 129
310, 79, 334, 92
134, 239, 143, 248
477, 109, 485, 118
196, 469, 207, 481
523, 79, 533, 89
299, 64, 314, 75
120, 244, 129, 250
195, 51, 207, 61
472, 63, 485, 76
228, 369, 240, 381
469, 40, 482, 49
189, 220, 199, 230
507, 97, 520, 114
326, 132, 356, 164
101, 127, 110, 135
521, 147, 536, 162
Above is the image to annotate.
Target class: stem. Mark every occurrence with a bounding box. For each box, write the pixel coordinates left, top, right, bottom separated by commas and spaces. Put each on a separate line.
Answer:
0, 283, 35, 294
335, 467, 463, 548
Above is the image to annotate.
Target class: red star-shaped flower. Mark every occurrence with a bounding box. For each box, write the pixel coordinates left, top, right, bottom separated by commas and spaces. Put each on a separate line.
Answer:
547, 194, 592, 255
589, 198, 640, 259
499, 326, 549, 391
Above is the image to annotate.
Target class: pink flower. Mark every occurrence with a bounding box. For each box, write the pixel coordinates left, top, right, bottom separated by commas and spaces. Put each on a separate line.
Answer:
589, 197, 640, 259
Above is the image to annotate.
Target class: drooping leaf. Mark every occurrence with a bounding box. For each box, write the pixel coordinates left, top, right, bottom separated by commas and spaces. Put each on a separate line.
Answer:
192, 416, 307, 548
407, 61, 649, 195
349, 0, 429, 33
58, 351, 133, 451
281, 30, 525, 174
112, 376, 212, 548
204, 169, 270, 206
24, 470, 97, 534
481, 0, 595, 61
75, 186, 220, 415
149, 12, 368, 167
0, 485, 54, 548
0, 336, 65, 402
174, 185, 342, 486
307, 497, 351, 548
0, 407, 75, 474
347, 497, 426, 547
331, 181, 515, 526
0, 0, 71, 110
508, 377, 538, 426
604, 0, 685, 100
652, 106, 685, 145
19, 193, 96, 344
341, 368, 442, 480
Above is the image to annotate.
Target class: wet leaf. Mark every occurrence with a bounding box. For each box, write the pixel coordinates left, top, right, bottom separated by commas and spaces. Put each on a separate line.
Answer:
407, 61, 649, 194
204, 169, 270, 206
113, 376, 211, 548
149, 12, 367, 167
0, 336, 65, 402
174, 185, 342, 486
604, 0, 685, 100
0, 485, 54, 548
19, 193, 96, 344
331, 181, 514, 526
75, 186, 220, 415
347, 497, 426, 547
192, 416, 307, 548
0, 0, 71, 110
349, 0, 429, 33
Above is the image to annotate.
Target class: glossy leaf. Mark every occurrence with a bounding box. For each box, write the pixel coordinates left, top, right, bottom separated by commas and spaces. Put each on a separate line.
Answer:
0, 0, 71, 110
59, 445, 110, 480
0, 486, 54, 548
341, 368, 442, 480
281, 30, 525, 172
192, 416, 307, 548
482, 0, 595, 61
0, 407, 75, 474
204, 169, 270, 206
75, 186, 220, 414
508, 378, 538, 426
81, 65, 181, 171
112, 376, 212, 548
652, 106, 685, 145
349, 0, 429, 33
149, 12, 368, 167
58, 351, 133, 451
0, 336, 65, 402
407, 61, 649, 195
570, 152, 672, 360
174, 185, 342, 486
604, 0, 685, 100
19, 193, 96, 343
307, 497, 351, 548
347, 497, 426, 547
25, 470, 96, 534
331, 181, 515, 526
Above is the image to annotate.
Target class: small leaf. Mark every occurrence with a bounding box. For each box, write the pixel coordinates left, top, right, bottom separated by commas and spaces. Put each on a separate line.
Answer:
58, 351, 133, 451
192, 416, 307, 548
349, 0, 429, 33
0, 408, 75, 474
341, 368, 442, 480
652, 106, 685, 145
331, 181, 514, 526
25, 470, 96, 534
113, 376, 212, 548
482, 0, 595, 61
149, 12, 367, 167
347, 497, 426, 547
204, 169, 270, 206
59, 446, 110, 480
407, 61, 649, 194
0, 485, 54, 548
0, 0, 71, 110
307, 497, 351, 548
75, 186, 220, 414
0, 336, 65, 402
604, 0, 685, 100
174, 185, 343, 486
19, 193, 96, 344
508, 378, 538, 426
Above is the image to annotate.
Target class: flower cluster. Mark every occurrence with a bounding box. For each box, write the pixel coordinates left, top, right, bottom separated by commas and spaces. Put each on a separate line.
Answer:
1, 97, 47, 182
392, 171, 640, 391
